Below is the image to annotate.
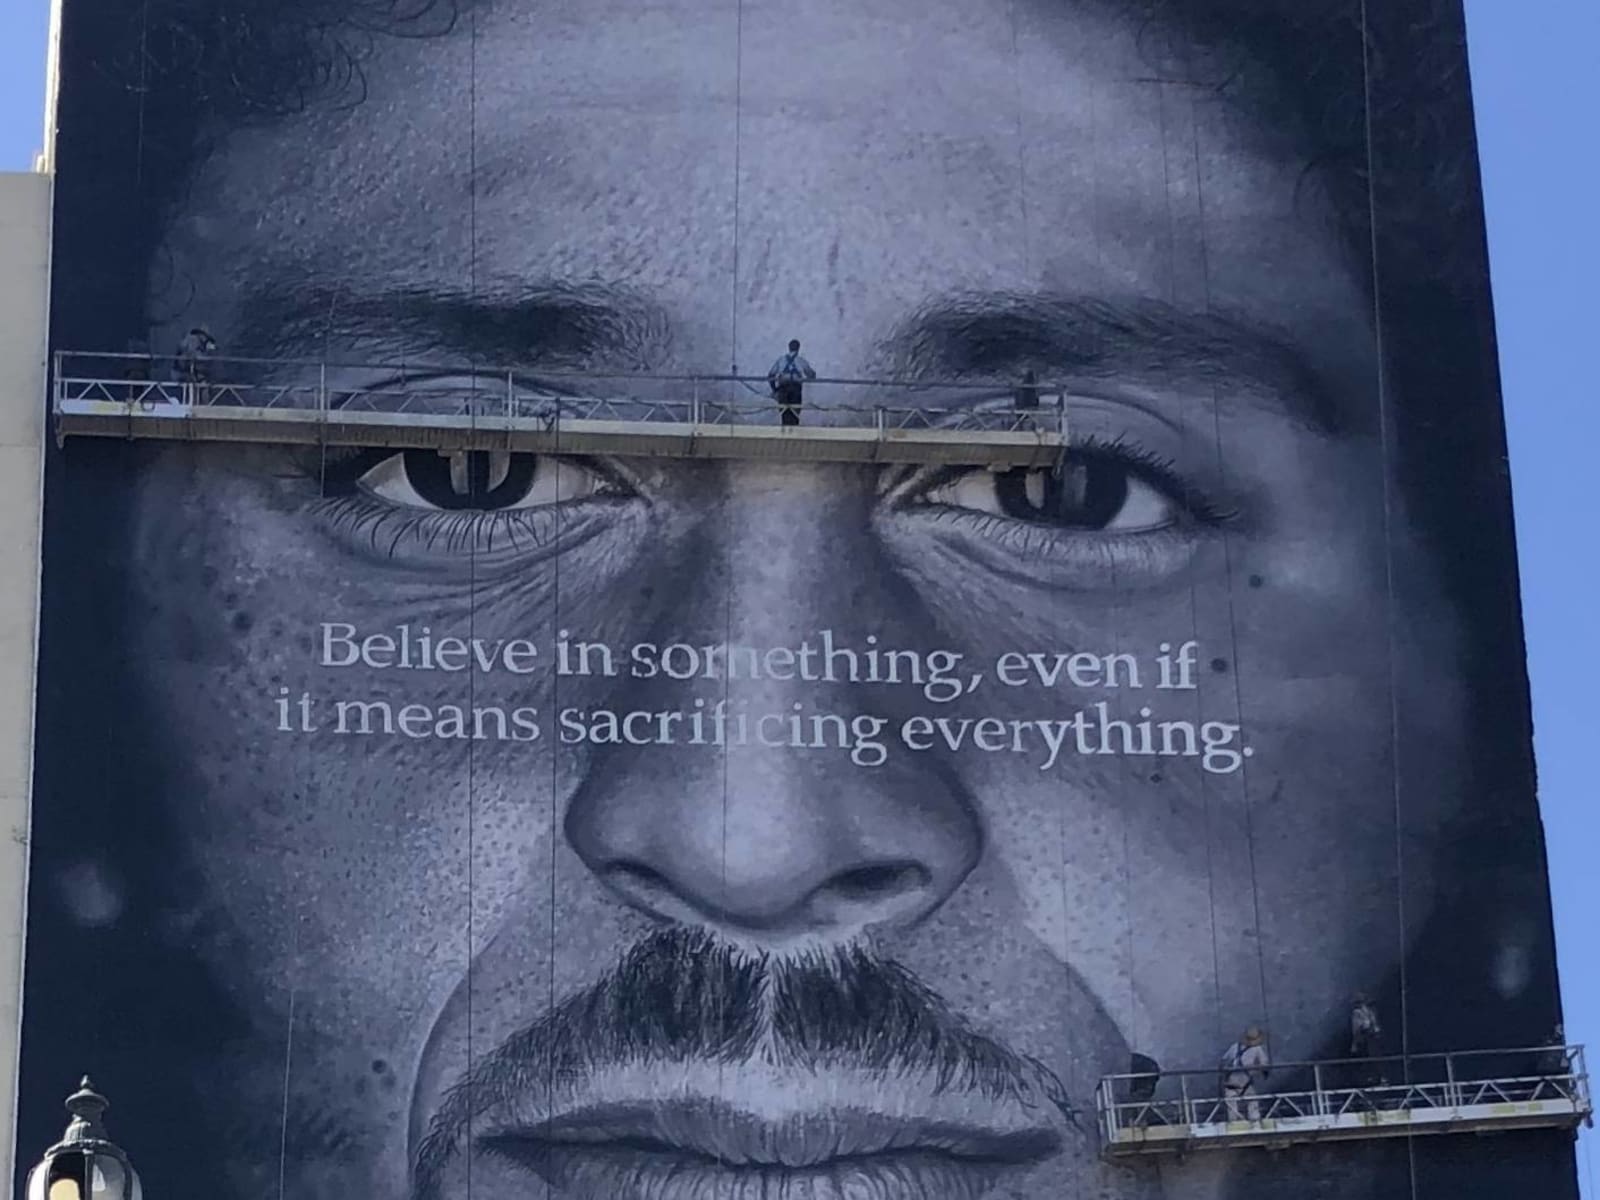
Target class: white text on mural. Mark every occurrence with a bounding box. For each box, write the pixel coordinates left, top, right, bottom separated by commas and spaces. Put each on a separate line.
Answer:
272, 622, 1253, 775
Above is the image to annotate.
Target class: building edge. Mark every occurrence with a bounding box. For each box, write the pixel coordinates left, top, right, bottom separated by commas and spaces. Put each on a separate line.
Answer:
0, 170, 55, 1186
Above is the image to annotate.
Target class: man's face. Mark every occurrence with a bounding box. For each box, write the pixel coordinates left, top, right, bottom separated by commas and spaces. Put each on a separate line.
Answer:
132, 0, 1462, 1196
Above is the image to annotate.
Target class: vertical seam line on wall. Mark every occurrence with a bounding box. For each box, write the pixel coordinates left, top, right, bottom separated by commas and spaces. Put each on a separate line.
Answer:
541, 10, 562, 1173
1170, 1, 1214, 1061
1188, 91, 1272, 1037
1357, 4, 1417, 1196
547, 443, 560, 1198
467, 6, 479, 1195
1178, 77, 1227, 1054
1154, 70, 1185, 1066
1007, 0, 1032, 276
1063, 70, 1102, 1110
1162, 62, 1218, 1055
729, 0, 745, 372
542, 3, 562, 1167
720, 0, 740, 1098
274, 912, 298, 1200
134, 1, 148, 189
717, 511, 733, 1160
547, 516, 560, 1200
723, 2, 745, 1099
547, 395, 561, 1192
290, 334, 338, 1200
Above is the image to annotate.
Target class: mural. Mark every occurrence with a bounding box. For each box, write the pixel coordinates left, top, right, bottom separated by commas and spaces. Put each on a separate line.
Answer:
17, 0, 1575, 1197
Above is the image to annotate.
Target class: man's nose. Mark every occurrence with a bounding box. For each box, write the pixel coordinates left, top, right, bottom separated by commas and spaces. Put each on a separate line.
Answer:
562, 464, 981, 942
566, 729, 978, 938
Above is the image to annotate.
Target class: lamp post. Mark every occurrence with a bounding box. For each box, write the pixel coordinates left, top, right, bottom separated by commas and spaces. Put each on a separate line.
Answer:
25, 1078, 143, 1200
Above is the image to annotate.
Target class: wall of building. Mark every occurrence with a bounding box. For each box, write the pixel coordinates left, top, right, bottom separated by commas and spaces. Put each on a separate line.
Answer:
16, 3, 1573, 1198
0, 169, 51, 1186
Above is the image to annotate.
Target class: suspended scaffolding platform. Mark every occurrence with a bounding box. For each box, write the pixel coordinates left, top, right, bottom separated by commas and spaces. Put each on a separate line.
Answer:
51, 353, 1067, 468
1096, 1046, 1592, 1158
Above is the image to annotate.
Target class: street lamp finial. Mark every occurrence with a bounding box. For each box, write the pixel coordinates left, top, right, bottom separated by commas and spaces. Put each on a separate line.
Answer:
63, 1079, 109, 1142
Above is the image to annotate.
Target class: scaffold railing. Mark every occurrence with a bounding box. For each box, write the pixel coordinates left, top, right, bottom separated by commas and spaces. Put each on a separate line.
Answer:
1096, 1045, 1591, 1157
51, 352, 1069, 467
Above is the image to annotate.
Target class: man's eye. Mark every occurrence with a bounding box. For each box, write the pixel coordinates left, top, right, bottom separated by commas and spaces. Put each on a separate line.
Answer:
355, 450, 612, 511
924, 457, 1177, 533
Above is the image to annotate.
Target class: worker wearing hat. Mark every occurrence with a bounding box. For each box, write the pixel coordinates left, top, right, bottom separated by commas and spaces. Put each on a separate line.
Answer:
1220, 1026, 1272, 1122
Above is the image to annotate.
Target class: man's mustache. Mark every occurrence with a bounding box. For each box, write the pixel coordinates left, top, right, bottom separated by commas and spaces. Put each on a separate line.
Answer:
413, 927, 1078, 1191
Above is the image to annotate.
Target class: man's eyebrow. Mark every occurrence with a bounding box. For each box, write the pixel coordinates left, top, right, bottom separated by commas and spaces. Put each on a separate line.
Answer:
879, 293, 1354, 435
235, 283, 672, 369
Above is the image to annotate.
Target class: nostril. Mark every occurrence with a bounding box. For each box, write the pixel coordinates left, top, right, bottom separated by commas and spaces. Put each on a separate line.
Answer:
597, 856, 940, 933
605, 860, 667, 886
825, 861, 931, 903
598, 860, 678, 915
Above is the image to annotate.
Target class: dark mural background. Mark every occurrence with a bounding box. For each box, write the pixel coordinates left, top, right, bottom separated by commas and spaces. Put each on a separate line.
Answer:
14, 0, 1577, 1197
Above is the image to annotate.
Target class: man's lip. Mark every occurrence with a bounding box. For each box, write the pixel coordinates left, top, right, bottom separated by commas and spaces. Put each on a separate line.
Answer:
474, 1097, 1061, 1200
484, 1098, 1062, 1167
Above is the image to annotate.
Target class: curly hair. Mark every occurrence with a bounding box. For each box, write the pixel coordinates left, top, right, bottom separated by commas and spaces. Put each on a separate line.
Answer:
50, 0, 463, 334
49, 0, 1480, 329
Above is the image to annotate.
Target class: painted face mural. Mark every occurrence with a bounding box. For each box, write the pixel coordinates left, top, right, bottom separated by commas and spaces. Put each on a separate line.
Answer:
18, 1, 1573, 1198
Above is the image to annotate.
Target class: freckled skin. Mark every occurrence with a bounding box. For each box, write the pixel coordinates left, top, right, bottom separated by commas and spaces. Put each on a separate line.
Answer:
128, 1, 1467, 1197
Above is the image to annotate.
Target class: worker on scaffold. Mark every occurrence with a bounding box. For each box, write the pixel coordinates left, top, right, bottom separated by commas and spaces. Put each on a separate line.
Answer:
1349, 991, 1385, 1086
173, 326, 219, 407
1220, 1026, 1271, 1122
767, 338, 816, 427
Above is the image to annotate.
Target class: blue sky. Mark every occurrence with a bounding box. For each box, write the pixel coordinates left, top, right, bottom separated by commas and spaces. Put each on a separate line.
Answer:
1467, 2, 1600, 1189
1, 0, 1595, 1188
